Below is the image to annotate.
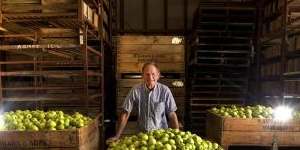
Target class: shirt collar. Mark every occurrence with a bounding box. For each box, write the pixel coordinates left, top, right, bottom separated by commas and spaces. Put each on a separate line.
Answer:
144, 83, 158, 92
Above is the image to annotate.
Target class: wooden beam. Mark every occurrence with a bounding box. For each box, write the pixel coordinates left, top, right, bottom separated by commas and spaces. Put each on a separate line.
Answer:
0, 70, 85, 77
0, 0, 2, 25
87, 45, 102, 56
3, 13, 77, 21
0, 54, 2, 102
0, 44, 79, 50
0, 60, 86, 65
0, 33, 35, 38
2, 94, 85, 102
3, 87, 83, 91
2, 4, 77, 13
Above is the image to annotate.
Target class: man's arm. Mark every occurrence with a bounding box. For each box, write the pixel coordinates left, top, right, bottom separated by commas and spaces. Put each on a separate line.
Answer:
168, 111, 179, 129
108, 111, 130, 142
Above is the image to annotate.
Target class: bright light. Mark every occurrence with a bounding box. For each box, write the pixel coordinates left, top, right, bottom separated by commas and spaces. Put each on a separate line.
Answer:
0, 26, 8, 32
273, 106, 293, 122
171, 37, 183, 44
172, 80, 184, 87
0, 115, 5, 130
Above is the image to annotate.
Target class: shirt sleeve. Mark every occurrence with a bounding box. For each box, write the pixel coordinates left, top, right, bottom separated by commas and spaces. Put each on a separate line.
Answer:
165, 87, 177, 114
122, 88, 135, 113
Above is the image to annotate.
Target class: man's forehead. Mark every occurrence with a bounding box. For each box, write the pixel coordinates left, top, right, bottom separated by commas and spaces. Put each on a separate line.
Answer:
143, 65, 159, 73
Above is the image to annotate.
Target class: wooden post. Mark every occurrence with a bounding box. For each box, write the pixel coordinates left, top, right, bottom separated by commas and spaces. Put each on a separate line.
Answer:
0, 36, 3, 105
78, 0, 83, 22
0, 0, 2, 25
33, 56, 38, 108
0, 58, 2, 103
83, 24, 89, 109
100, 0, 105, 149
280, 0, 288, 100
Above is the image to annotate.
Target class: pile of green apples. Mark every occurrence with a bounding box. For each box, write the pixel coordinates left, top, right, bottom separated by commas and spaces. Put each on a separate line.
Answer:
0, 110, 92, 131
209, 105, 273, 119
108, 128, 223, 150
293, 111, 300, 119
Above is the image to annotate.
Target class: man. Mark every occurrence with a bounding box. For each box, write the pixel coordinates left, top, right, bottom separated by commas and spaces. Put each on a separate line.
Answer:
109, 62, 179, 141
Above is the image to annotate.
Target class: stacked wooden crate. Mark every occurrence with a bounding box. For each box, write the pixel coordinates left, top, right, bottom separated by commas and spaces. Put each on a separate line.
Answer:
0, 0, 112, 148
116, 35, 185, 135
259, 0, 300, 105
187, 1, 256, 136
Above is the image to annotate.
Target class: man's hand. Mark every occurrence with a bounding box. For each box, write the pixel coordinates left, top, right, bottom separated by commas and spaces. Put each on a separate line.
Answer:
107, 111, 130, 145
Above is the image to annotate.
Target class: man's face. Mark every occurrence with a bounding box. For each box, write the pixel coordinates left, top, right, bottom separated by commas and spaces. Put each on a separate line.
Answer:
143, 65, 160, 89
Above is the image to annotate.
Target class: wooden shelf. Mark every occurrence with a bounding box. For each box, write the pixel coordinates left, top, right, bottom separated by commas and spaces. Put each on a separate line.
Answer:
284, 71, 300, 80
190, 97, 244, 101
192, 63, 249, 68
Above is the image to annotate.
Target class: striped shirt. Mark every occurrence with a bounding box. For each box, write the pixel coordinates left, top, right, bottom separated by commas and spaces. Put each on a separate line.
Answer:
122, 82, 177, 132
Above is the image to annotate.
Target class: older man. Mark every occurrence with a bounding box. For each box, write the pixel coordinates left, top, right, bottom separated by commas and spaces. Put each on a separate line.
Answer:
109, 62, 179, 141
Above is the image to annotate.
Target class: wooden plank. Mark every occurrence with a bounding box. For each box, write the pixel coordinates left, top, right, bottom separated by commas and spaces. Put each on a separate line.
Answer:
117, 62, 184, 73
39, 28, 78, 38
223, 118, 300, 132
222, 131, 300, 146
117, 45, 184, 54
2, 94, 84, 102
3, 3, 77, 13
0, 44, 79, 50
41, 0, 78, 13
0, 70, 85, 77
39, 38, 78, 45
3, 0, 40, 4
117, 36, 184, 45
117, 53, 184, 63
208, 112, 300, 132
207, 112, 300, 149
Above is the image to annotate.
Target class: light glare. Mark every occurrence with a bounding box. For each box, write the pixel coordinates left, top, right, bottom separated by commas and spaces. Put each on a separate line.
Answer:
171, 37, 182, 44
273, 106, 293, 122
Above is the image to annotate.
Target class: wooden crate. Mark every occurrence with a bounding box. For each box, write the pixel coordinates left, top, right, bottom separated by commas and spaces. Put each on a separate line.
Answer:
38, 28, 79, 45
42, 0, 76, 13
207, 112, 300, 150
0, 117, 99, 150
93, 13, 99, 28
117, 36, 185, 73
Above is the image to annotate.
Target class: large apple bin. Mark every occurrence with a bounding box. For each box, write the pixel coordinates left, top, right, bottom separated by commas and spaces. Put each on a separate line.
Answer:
206, 110, 300, 150
0, 114, 100, 150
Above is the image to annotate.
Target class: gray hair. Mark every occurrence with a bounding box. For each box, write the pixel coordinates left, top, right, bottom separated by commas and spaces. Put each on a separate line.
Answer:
142, 62, 160, 73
